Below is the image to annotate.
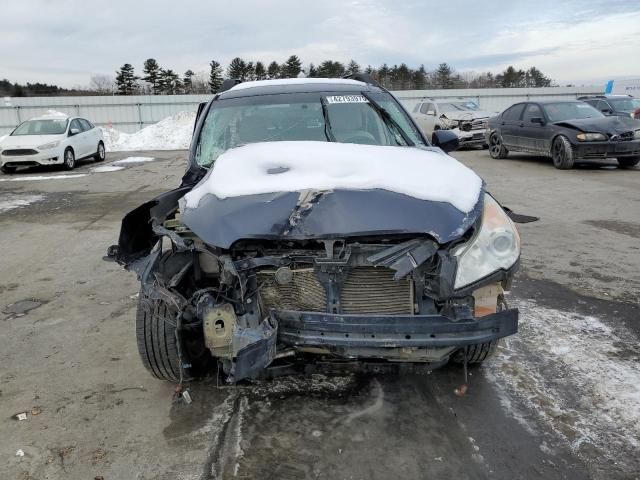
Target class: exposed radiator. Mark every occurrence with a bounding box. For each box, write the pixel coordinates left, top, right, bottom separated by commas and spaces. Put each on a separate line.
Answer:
257, 266, 413, 315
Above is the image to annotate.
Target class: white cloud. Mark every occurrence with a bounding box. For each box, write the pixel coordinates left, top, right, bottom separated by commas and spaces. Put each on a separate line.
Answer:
1, 0, 639, 87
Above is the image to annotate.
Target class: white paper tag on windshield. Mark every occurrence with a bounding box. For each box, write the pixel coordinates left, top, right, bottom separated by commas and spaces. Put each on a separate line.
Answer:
325, 95, 369, 104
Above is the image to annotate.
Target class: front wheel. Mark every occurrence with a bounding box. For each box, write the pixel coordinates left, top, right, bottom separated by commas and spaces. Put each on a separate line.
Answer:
452, 342, 499, 365
1, 165, 16, 174
551, 135, 575, 169
94, 141, 106, 162
63, 148, 75, 170
617, 156, 640, 169
489, 132, 509, 159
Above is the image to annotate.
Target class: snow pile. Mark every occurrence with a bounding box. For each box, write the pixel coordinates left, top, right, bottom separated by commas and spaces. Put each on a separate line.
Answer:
101, 111, 195, 151
486, 299, 640, 466
92, 165, 125, 173
112, 156, 155, 164
0, 173, 87, 182
0, 193, 44, 213
184, 141, 483, 213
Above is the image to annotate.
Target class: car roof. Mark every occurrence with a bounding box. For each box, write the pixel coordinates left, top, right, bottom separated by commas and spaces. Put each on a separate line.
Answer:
217, 78, 380, 99
32, 112, 71, 121
520, 99, 584, 105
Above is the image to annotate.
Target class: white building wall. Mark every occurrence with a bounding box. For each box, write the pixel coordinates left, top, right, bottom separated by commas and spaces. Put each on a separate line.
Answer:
0, 86, 603, 135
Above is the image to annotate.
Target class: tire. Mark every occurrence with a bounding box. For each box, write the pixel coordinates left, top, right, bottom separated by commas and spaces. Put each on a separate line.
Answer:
617, 156, 640, 169
489, 132, 509, 159
1, 165, 16, 174
452, 341, 500, 364
62, 148, 75, 170
94, 141, 106, 162
136, 291, 181, 382
551, 135, 575, 169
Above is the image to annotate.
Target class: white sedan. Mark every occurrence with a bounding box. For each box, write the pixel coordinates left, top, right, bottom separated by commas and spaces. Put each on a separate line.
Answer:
0, 112, 105, 173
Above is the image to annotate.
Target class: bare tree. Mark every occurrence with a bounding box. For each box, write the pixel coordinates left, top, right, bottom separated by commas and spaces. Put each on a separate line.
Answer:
89, 74, 115, 95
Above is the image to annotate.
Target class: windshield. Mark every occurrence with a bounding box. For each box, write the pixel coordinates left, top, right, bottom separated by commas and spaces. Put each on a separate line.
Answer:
438, 102, 478, 112
12, 119, 68, 136
195, 91, 426, 168
609, 98, 640, 111
543, 102, 604, 122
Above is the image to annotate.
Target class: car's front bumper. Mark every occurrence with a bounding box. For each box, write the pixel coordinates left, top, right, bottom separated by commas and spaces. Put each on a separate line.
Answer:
0, 149, 63, 168
573, 140, 640, 159
276, 308, 518, 353
456, 128, 487, 147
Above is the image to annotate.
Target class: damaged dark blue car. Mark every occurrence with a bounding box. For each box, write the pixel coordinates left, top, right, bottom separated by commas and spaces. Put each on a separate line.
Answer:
110, 76, 520, 383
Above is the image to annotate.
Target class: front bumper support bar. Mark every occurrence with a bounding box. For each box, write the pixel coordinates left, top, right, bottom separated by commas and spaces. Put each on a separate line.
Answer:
276, 309, 518, 348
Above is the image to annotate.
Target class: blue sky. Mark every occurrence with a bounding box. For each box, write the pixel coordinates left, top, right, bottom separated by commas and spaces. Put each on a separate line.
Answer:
2, 0, 639, 87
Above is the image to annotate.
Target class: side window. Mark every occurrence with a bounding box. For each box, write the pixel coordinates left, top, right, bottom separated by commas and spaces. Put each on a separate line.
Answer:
503, 104, 525, 121
79, 119, 93, 130
419, 102, 428, 114
596, 100, 611, 112
524, 104, 543, 122
422, 103, 435, 115
70, 119, 83, 133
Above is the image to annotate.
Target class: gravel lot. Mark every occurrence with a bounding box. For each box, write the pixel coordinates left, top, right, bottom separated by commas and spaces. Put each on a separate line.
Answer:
1, 149, 639, 480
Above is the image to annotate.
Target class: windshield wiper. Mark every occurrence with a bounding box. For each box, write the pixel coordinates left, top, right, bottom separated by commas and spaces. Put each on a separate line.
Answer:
320, 98, 336, 142
361, 92, 414, 146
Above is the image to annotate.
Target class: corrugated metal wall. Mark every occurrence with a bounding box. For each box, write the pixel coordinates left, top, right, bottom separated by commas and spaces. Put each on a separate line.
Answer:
0, 86, 603, 135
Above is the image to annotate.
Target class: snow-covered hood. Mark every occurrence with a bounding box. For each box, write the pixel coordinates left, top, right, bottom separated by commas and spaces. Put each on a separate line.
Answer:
1, 134, 64, 149
179, 141, 484, 248
442, 110, 497, 121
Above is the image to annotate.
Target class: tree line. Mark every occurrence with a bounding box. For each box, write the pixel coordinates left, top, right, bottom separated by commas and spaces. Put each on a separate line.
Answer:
112, 56, 553, 95
1, 56, 555, 97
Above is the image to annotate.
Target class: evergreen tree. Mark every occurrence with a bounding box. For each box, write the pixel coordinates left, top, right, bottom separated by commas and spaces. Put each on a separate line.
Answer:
281, 55, 302, 78
142, 58, 161, 94
377, 64, 391, 88
183, 70, 195, 93
244, 61, 255, 81
345, 60, 360, 76
435, 63, 453, 89
227, 57, 247, 80
317, 60, 345, 78
307, 63, 318, 77
209, 60, 223, 93
496, 66, 526, 88
412, 65, 427, 90
115, 63, 139, 95
267, 61, 280, 79
526, 66, 552, 87
157, 69, 181, 94
254, 61, 267, 80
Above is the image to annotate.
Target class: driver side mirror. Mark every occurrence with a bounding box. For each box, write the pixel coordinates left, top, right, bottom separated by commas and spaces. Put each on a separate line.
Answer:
432, 129, 459, 153
69, 127, 80, 136
601, 109, 613, 115
530, 117, 545, 125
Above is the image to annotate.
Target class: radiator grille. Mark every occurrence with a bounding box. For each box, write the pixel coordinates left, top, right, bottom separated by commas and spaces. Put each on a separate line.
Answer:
257, 266, 413, 315
341, 267, 413, 315
257, 268, 326, 312
2, 149, 38, 156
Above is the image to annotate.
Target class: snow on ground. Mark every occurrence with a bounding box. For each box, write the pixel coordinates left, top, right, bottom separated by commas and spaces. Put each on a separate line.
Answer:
92, 165, 125, 173
184, 141, 482, 213
0, 174, 87, 182
485, 299, 640, 467
0, 193, 44, 213
112, 156, 155, 164
101, 112, 195, 151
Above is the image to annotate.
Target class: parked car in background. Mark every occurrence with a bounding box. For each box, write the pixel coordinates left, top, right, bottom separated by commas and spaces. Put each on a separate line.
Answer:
110, 77, 520, 383
487, 100, 640, 169
0, 112, 105, 174
412, 98, 497, 148
578, 94, 640, 119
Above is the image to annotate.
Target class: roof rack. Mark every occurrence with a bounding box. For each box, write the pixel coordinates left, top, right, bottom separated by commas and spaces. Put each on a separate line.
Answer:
342, 72, 379, 86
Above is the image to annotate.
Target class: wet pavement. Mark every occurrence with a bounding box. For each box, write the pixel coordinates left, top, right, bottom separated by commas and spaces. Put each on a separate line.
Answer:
1, 149, 639, 479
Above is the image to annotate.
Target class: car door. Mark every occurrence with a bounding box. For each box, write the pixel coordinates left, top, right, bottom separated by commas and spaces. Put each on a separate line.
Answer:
79, 118, 99, 154
519, 103, 549, 152
68, 118, 89, 157
498, 103, 525, 149
413, 102, 437, 135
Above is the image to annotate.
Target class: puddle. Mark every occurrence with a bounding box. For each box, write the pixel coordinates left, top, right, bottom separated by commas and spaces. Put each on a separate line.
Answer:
3, 298, 47, 317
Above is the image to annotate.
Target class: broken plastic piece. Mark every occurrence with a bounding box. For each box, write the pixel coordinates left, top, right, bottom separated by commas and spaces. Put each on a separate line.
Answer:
181, 389, 193, 404
16, 412, 27, 421
16, 449, 25, 457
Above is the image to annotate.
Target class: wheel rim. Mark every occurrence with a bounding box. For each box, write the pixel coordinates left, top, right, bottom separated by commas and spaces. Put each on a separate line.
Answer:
490, 134, 501, 157
98, 144, 105, 159
65, 151, 74, 167
553, 140, 564, 165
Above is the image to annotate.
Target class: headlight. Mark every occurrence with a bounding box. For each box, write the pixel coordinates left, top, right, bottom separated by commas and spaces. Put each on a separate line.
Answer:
454, 194, 520, 290
576, 132, 606, 142
441, 117, 459, 129
37, 141, 60, 150
634, 129, 640, 140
